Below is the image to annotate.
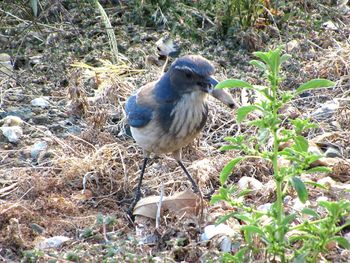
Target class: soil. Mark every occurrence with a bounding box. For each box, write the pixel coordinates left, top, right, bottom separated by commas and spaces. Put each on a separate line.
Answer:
1, 1, 350, 262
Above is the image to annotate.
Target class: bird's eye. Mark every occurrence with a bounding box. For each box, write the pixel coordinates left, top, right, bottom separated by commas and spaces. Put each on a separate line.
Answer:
185, 72, 192, 79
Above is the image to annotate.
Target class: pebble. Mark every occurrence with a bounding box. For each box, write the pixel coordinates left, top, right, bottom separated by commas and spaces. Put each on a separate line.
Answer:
201, 224, 236, 241
286, 39, 300, 52
324, 147, 342, 158
32, 114, 50, 125
292, 198, 310, 212
31, 141, 48, 160
1, 115, 23, 126
257, 203, 273, 212
0, 53, 13, 76
310, 100, 339, 120
1, 107, 33, 121
237, 176, 263, 191
0, 126, 23, 143
35, 236, 70, 249
345, 232, 350, 244
31, 97, 50, 108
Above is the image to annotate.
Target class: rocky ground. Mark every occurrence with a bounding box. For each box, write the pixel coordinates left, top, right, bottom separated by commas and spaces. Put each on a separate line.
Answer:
1, 1, 350, 262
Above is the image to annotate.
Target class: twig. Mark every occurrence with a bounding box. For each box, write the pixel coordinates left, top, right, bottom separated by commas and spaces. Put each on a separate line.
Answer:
92, 0, 119, 63
156, 182, 164, 229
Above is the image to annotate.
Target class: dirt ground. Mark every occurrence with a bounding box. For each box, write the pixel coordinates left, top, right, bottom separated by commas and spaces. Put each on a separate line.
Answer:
1, 1, 350, 262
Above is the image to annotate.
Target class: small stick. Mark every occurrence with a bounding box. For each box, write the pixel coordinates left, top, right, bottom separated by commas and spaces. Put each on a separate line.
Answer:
156, 182, 164, 229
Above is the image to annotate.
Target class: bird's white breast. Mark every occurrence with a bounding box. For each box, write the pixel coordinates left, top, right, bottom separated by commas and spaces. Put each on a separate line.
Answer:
169, 91, 207, 138
131, 91, 208, 157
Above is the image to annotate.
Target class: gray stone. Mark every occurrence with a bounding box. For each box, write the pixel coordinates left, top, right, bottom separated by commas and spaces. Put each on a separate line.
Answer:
31, 97, 50, 108
32, 114, 50, 125
0, 126, 23, 143
31, 141, 48, 160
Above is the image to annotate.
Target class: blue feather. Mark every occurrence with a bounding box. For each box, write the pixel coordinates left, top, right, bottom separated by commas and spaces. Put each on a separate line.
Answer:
125, 95, 153, 128
153, 74, 180, 131
154, 74, 180, 103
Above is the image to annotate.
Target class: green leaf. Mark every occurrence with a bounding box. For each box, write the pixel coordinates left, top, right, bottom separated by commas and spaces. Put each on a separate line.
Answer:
237, 105, 261, 123
238, 189, 251, 197
296, 79, 335, 95
301, 208, 320, 218
257, 128, 270, 143
291, 177, 308, 203
216, 212, 237, 224
250, 60, 266, 71
215, 79, 254, 90
30, 0, 38, 17
282, 213, 296, 226
319, 201, 339, 216
293, 136, 309, 152
293, 253, 307, 263
329, 236, 350, 249
305, 166, 332, 173
253, 51, 270, 66
280, 54, 292, 65
219, 145, 241, 151
210, 194, 223, 204
304, 181, 328, 190
234, 213, 254, 223
241, 225, 265, 236
220, 157, 244, 185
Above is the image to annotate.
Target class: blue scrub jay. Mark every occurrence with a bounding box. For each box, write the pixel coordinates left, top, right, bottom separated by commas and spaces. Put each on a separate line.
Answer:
125, 55, 232, 217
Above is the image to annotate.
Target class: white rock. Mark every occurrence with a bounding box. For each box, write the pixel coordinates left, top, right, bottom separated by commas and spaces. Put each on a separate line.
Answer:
201, 224, 236, 241
0, 53, 13, 76
316, 196, 328, 202
310, 100, 339, 119
345, 232, 350, 244
286, 39, 299, 52
237, 176, 263, 191
317, 177, 337, 187
35, 236, 70, 249
31, 97, 50, 108
0, 126, 23, 143
219, 236, 232, 252
322, 21, 338, 30
1, 115, 23, 126
31, 141, 48, 159
257, 203, 273, 212
292, 198, 310, 212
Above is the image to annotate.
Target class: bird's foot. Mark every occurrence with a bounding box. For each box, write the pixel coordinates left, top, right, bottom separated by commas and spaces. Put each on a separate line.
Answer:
191, 186, 214, 200
127, 207, 135, 223
202, 188, 215, 200
127, 193, 142, 223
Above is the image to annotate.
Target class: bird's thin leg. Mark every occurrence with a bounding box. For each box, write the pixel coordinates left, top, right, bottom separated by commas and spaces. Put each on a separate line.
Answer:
177, 160, 199, 193
128, 157, 148, 218
177, 160, 215, 199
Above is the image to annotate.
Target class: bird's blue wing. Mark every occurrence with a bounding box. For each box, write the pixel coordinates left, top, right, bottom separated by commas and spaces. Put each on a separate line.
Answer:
125, 94, 153, 128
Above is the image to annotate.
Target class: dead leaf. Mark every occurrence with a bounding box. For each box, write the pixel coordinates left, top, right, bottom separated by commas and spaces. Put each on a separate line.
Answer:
133, 189, 201, 219
72, 190, 93, 201
0, 182, 18, 197
311, 157, 343, 167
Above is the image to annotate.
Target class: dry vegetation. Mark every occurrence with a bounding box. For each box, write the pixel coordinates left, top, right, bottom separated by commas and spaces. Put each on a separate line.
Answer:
1, 0, 350, 262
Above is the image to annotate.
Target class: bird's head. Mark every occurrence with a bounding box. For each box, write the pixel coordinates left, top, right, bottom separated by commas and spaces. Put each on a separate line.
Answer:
168, 55, 218, 94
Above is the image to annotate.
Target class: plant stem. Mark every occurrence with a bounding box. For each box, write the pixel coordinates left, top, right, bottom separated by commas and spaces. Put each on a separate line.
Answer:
92, 0, 119, 64
272, 126, 285, 263
270, 63, 285, 262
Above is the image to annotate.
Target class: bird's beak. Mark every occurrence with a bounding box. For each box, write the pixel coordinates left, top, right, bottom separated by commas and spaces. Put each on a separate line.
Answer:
211, 89, 238, 109
199, 77, 218, 93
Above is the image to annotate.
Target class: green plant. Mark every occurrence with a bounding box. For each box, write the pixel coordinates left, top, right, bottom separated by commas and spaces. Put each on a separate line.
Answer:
212, 48, 350, 262
91, 0, 119, 63
215, 0, 265, 33
22, 249, 44, 263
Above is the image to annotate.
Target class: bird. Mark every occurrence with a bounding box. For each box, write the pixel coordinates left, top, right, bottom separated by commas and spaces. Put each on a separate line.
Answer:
125, 55, 234, 218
